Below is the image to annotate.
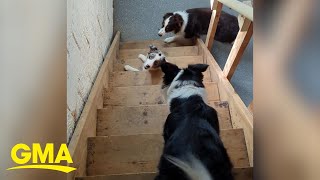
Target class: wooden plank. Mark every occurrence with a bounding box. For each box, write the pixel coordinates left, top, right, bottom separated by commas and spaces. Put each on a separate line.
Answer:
205, 1, 223, 50
97, 105, 168, 136
248, 100, 253, 114
76, 173, 156, 180
218, 0, 253, 21
110, 69, 212, 87
197, 38, 253, 166
119, 46, 199, 59
232, 167, 253, 180
97, 101, 232, 136
209, 101, 233, 130
223, 18, 253, 80
227, 95, 253, 166
76, 167, 252, 180
114, 56, 204, 71
103, 83, 220, 106
111, 69, 163, 86
221, 128, 250, 167
120, 40, 180, 49
87, 134, 163, 176
86, 129, 250, 176
67, 32, 120, 180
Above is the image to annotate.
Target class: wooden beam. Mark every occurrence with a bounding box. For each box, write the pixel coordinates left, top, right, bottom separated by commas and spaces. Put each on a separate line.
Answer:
67, 32, 120, 180
205, 1, 223, 50
248, 101, 253, 114
223, 18, 253, 80
197, 38, 253, 166
218, 0, 253, 21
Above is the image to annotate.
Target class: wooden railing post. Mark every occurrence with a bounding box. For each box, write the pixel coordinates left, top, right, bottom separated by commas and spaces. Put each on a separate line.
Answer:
223, 18, 253, 80
205, 1, 223, 50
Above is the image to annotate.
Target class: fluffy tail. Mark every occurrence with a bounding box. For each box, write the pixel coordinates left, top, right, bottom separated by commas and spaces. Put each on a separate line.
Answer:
165, 154, 213, 180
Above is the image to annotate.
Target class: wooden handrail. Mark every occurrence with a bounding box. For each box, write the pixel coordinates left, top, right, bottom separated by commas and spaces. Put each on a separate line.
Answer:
223, 17, 253, 80
207, 0, 253, 113
216, 0, 253, 21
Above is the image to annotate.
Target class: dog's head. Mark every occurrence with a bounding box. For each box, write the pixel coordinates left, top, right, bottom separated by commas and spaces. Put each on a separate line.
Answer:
143, 45, 167, 70
160, 62, 209, 88
158, 12, 183, 36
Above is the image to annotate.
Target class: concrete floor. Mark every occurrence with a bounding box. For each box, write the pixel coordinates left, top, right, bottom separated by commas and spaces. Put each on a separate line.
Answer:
113, 0, 253, 105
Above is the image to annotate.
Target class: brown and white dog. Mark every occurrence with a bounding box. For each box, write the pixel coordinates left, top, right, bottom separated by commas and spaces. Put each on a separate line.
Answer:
158, 8, 239, 44
124, 45, 167, 72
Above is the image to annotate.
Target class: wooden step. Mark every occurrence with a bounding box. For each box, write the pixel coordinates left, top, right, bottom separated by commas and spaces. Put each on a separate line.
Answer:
120, 40, 181, 49
119, 46, 199, 59
76, 167, 252, 180
110, 69, 212, 87
86, 129, 250, 176
113, 56, 204, 71
97, 101, 232, 136
76, 173, 156, 180
103, 83, 219, 106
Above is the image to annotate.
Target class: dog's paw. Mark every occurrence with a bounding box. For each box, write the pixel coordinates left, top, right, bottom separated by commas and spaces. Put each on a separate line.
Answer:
124, 65, 131, 71
164, 37, 174, 44
138, 54, 145, 60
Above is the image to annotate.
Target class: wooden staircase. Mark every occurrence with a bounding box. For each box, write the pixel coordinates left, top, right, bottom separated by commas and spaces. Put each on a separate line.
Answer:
69, 32, 253, 180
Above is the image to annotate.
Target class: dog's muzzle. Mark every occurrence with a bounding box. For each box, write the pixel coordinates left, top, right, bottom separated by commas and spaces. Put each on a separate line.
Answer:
158, 28, 165, 37
144, 65, 150, 69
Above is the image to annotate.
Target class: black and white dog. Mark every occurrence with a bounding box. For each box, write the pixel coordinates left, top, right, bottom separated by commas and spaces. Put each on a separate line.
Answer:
158, 8, 239, 44
155, 62, 233, 180
124, 45, 167, 72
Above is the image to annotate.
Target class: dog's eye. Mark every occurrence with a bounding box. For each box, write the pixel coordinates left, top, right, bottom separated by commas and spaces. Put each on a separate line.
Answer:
159, 53, 162, 56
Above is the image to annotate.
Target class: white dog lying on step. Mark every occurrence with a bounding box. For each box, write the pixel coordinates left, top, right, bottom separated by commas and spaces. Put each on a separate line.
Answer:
124, 45, 167, 72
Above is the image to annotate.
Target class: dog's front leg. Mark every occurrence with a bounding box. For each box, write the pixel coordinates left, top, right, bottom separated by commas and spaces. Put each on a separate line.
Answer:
164, 36, 176, 44
124, 65, 140, 72
138, 54, 147, 62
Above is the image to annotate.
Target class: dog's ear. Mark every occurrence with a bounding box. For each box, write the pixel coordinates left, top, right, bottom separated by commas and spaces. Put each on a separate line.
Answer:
163, 12, 174, 20
161, 62, 180, 87
161, 62, 179, 74
187, 64, 209, 72
149, 45, 158, 52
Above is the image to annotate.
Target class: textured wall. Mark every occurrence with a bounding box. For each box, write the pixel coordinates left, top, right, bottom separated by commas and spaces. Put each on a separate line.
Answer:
67, 0, 113, 142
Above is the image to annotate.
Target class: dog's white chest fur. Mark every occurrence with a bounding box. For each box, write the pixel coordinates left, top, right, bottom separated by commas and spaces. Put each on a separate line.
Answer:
174, 11, 189, 35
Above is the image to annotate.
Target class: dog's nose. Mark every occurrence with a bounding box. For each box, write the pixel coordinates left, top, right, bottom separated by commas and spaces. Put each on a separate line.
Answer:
145, 65, 150, 69
158, 33, 162, 37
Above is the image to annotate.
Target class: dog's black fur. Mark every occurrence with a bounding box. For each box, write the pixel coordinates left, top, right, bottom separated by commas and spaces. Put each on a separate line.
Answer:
162, 8, 239, 43
155, 62, 234, 180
